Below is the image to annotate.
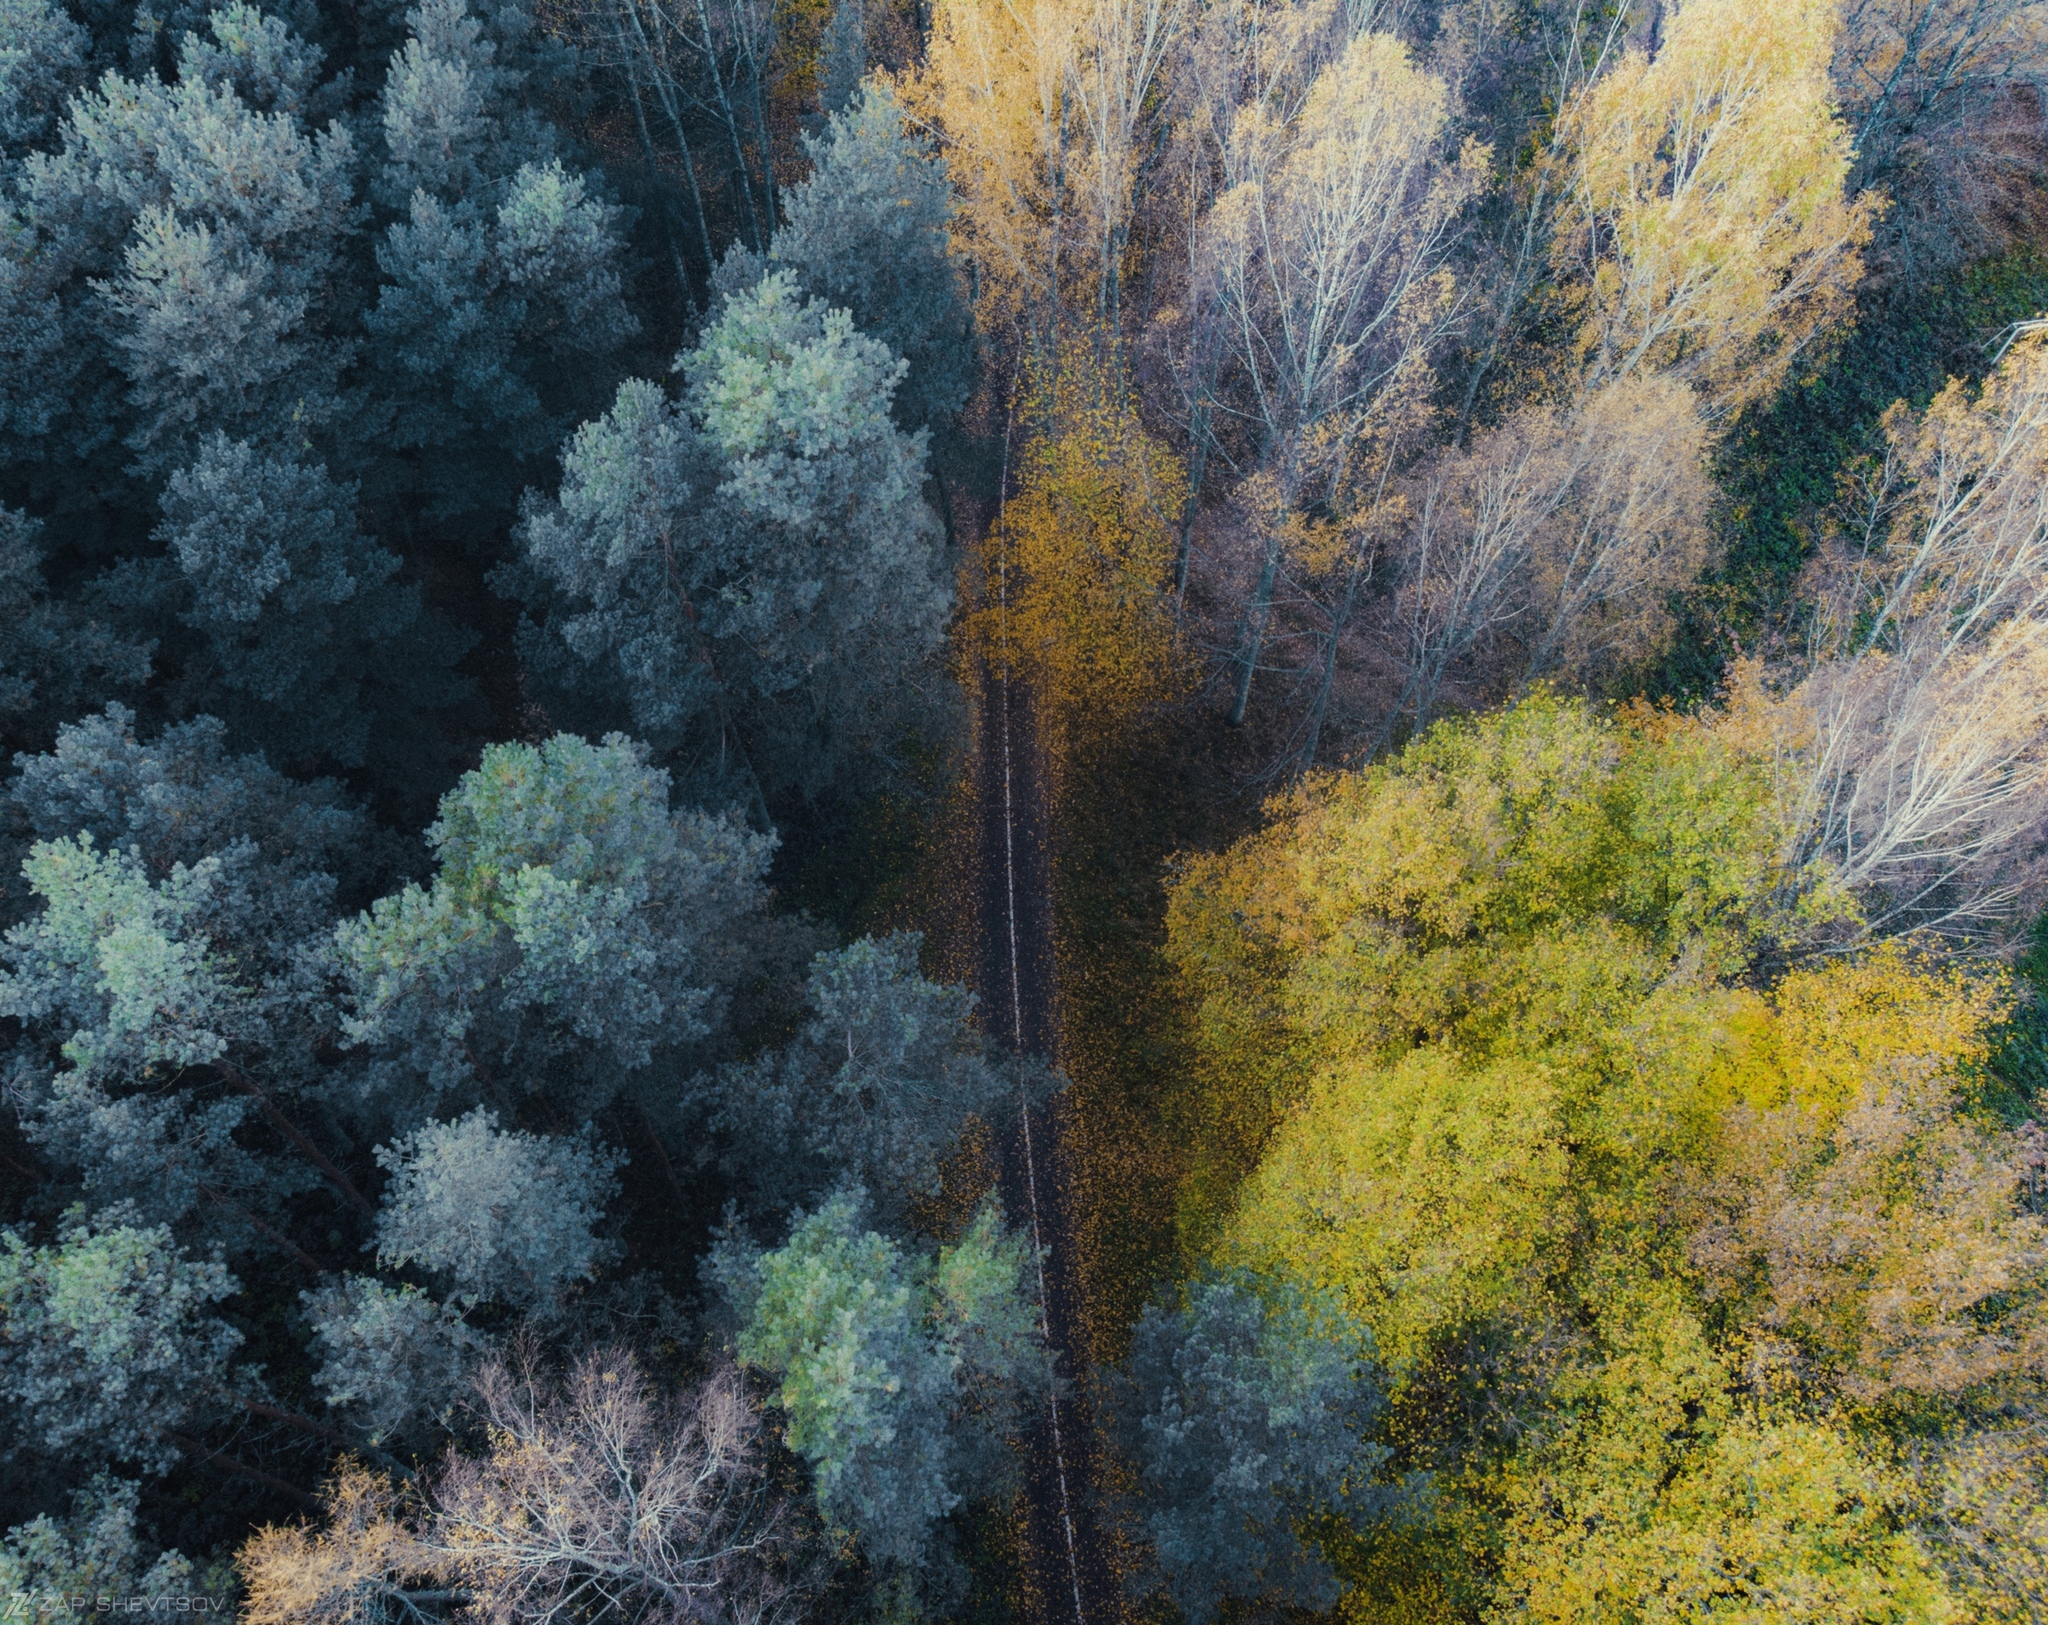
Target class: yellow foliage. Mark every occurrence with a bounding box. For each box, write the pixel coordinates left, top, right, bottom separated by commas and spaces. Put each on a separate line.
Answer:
1493, 1304, 1949, 1625
1711, 942, 2007, 1117
1557, 0, 1874, 413
1167, 690, 2046, 1622
1163, 692, 1789, 1250
911, 0, 1078, 338
237, 1462, 442, 1625
972, 361, 1191, 759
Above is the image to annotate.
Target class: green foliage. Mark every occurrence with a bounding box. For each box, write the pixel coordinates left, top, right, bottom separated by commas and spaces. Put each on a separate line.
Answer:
2, 836, 246, 1081
1114, 1272, 1393, 1624
337, 733, 773, 1112
0, 1477, 204, 1607
5, 703, 381, 907
0, 507, 148, 755
134, 433, 475, 788
0, 0, 87, 156
720, 1191, 1045, 1568
0, 1211, 240, 1471
301, 1274, 484, 1445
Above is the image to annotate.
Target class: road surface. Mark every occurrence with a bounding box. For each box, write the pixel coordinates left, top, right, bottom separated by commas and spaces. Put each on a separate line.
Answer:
973, 605, 1121, 1625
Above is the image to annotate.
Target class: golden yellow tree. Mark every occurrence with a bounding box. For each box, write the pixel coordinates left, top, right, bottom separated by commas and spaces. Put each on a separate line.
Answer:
975, 359, 1192, 763
914, 0, 1193, 350
1557, 0, 1874, 415
1160, 693, 2045, 1622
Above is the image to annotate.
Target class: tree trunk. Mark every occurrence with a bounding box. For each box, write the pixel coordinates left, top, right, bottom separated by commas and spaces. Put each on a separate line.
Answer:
1297, 544, 1370, 771
1228, 533, 1280, 726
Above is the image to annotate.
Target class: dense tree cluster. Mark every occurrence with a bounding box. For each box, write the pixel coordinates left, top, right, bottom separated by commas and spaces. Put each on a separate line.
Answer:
1, 0, 2047, 1620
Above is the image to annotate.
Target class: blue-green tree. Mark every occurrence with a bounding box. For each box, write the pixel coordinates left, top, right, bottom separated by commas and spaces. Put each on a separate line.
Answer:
770, 84, 975, 441
506, 271, 957, 808
715, 933, 1044, 1227
337, 732, 775, 1118
1114, 1273, 1398, 1623
717, 1191, 1047, 1568
0, 1211, 241, 1472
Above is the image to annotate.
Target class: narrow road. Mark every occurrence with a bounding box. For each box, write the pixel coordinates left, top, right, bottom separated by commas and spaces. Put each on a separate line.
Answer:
974, 584, 1120, 1625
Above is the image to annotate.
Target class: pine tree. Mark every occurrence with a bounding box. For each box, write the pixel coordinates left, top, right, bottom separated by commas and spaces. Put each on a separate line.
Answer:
772, 84, 976, 440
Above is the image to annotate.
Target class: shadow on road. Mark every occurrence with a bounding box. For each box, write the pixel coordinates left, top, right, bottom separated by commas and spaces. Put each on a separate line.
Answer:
973, 661, 1123, 1625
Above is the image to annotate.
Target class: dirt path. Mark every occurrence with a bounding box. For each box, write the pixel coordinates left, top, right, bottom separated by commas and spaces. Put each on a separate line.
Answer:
973, 624, 1121, 1625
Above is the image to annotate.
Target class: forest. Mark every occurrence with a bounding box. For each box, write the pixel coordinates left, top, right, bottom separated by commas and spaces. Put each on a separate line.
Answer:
1, 0, 2047, 1619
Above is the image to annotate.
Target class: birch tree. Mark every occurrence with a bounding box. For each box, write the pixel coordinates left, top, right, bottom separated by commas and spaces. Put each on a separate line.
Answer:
1836, 0, 2048, 280
1200, 24, 1483, 724
1385, 374, 1711, 738
1774, 328, 2048, 937
1557, 0, 1874, 415
917, 0, 1083, 349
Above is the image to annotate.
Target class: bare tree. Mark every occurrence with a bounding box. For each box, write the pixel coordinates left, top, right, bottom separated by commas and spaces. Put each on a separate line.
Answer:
1385, 406, 1566, 738
1198, 19, 1484, 724
237, 1352, 816, 1625
1382, 372, 1711, 741
1836, 0, 2048, 284
1780, 328, 2048, 937
1068, 0, 1197, 344
1519, 371, 1712, 682
1447, 0, 1642, 432
546, 0, 782, 265
435, 1351, 816, 1625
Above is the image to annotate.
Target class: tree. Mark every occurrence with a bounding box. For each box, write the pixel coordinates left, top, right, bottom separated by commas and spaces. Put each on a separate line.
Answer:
914, 0, 1081, 350
1196, 24, 1484, 724
0, 1476, 208, 1609
1385, 372, 1712, 738
1777, 328, 2048, 939
506, 273, 957, 807
0, 705, 384, 1256
1556, 0, 1874, 415
337, 733, 775, 1116
713, 934, 1037, 1227
1161, 691, 2048, 1620
372, 1108, 623, 1310
5, 703, 383, 912
717, 1191, 1047, 1567
240, 1355, 816, 1625
0, 0, 89, 158
0, 506, 149, 755
367, 0, 636, 515
134, 433, 475, 790
237, 1462, 447, 1625
771, 83, 976, 440
1114, 1272, 1393, 1624
301, 1276, 486, 1446
1493, 1304, 1948, 1625
22, 22, 361, 479
0, 835, 314, 1237
1835, 0, 2048, 283
434, 1351, 816, 1625
0, 1211, 240, 1471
